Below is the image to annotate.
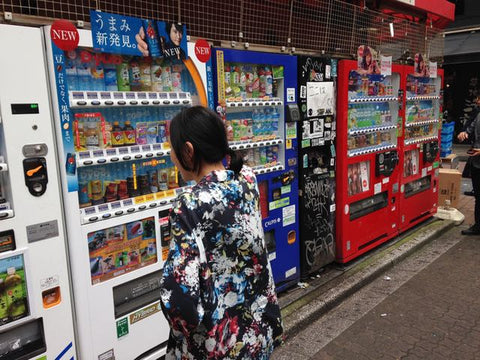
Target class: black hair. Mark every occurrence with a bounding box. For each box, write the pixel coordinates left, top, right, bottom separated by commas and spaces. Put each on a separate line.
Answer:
361, 46, 372, 70
169, 106, 243, 175
416, 54, 424, 73
166, 23, 183, 37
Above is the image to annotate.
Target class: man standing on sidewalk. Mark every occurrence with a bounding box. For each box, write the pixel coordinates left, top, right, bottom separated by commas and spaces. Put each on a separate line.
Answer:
457, 95, 480, 235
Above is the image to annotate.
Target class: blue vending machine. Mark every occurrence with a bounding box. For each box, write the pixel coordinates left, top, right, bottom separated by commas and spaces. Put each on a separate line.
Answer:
212, 48, 300, 292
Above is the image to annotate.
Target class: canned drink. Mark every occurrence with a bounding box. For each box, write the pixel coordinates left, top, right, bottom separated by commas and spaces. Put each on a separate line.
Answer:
142, 20, 161, 57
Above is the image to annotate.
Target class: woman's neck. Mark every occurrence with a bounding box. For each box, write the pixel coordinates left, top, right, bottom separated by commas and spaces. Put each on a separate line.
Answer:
194, 161, 225, 183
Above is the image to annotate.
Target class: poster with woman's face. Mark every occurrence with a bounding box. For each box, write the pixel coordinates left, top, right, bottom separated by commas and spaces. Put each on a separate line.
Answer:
414, 53, 429, 77
157, 22, 188, 60
357, 45, 380, 75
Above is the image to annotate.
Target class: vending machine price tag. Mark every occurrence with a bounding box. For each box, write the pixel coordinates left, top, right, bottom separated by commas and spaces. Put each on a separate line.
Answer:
85, 207, 97, 215
134, 196, 145, 204
118, 147, 129, 155
106, 149, 117, 156
169, 93, 178, 99
111, 202, 122, 209
145, 194, 155, 202
137, 93, 147, 99
141, 145, 151, 152
130, 146, 140, 153
79, 151, 91, 159
100, 92, 111, 99
113, 92, 124, 99
125, 93, 136, 99
72, 92, 84, 99
159, 93, 168, 99
148, 93, 158, 99
98, 204, 109, 212
93, 150, 104, 157
152, 144, 162, 151
122, 199, 133, 206
179, 93, 187, 99
166, 189, 175, 198
87, 92, 98, 99
155, 192, 165, 199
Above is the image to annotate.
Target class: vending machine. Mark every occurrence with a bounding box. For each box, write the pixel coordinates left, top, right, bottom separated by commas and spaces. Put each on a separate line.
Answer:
398, 66, 443, 232
296, 56, 336, 278
44, 23, 211, 359
212, 48, 300, 292
0, 24, 76, 359
336, 59, 402, 263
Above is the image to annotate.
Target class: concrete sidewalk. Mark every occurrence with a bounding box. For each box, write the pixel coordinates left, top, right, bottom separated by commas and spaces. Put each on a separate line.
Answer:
310, 231, 480, 359
278, 156, 475, 341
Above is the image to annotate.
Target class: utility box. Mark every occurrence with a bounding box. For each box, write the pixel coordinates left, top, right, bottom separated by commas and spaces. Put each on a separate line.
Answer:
438, 168, 462, 208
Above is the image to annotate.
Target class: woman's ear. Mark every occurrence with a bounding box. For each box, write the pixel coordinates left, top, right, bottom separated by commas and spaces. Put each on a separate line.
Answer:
183, 141, 195, 168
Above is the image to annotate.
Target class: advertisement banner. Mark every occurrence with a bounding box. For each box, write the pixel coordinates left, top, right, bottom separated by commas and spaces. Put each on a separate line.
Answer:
90, 10, 188, 59
88, 216, 157, 284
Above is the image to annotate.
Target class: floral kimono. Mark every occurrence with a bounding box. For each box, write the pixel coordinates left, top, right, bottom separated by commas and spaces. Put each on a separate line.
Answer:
160, 167, 283, 359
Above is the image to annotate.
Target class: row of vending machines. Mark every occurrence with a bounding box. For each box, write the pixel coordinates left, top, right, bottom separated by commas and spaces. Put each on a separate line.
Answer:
0, 23, 442, 360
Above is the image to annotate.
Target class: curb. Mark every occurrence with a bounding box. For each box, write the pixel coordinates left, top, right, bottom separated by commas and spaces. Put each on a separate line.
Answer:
280, 218, 455, 339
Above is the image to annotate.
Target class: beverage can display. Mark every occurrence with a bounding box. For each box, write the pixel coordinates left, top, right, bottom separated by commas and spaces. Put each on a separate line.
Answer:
161, 65, 172, 92
104, 63, 118, 91
171, 64, 182, 92
129, 59, 142, 91
139, 58, 152, 91
116, 61, 130, 91
142, 20, 161, 57
151, 59, 163, 91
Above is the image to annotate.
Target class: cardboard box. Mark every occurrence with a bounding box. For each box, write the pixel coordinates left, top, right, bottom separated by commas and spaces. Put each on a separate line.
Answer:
440, 153, 459, 170
438, 168, 462, 208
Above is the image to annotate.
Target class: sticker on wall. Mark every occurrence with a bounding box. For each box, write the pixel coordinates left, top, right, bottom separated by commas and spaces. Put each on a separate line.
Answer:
414, 53, 429, 77
374, 182, 382, 195
282, 205, 296, 227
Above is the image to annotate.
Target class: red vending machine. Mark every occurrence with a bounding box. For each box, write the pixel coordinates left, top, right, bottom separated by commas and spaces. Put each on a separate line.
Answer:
336, 59, 402, 263
398, 64, 443, 232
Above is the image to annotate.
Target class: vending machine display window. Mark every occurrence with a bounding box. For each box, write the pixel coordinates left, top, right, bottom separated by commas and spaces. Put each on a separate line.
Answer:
88, 216, 157, 284
0, 254, 30, 326
77, 156, 178, 209
347, 161, 370, 196
403, 149, 419, 177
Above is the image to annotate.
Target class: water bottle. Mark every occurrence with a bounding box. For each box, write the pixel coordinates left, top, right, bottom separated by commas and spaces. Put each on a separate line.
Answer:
272, 107, 280, 138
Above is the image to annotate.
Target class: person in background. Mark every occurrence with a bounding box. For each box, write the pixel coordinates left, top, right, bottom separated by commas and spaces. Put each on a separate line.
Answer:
161, 106, 283, 359
457, 95, 480, 235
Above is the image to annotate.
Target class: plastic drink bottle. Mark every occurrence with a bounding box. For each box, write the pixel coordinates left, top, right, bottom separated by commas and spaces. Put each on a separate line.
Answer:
265, 66, 273, 97
111, 121, 124, 147
259, 67, 266, 98
123, 121, 136, 145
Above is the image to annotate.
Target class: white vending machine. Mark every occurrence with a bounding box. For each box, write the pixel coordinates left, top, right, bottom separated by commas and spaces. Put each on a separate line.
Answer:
0, 24, 76, 359
44, 24, 211, 360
